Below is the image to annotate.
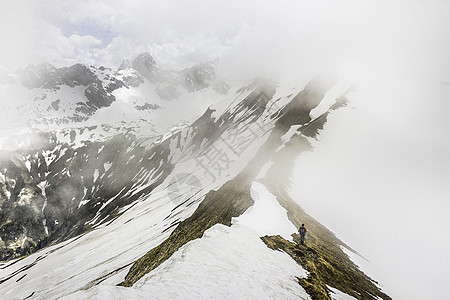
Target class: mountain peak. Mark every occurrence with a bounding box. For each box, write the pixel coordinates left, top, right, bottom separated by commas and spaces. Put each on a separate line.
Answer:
20, 62, 58, 89
131, 52, 159, 82
182, 62, 217, 92
134, 52, 156, 64
118, 59, 132, 71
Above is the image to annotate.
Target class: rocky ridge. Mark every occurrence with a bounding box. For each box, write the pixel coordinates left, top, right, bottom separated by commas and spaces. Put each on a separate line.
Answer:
0, 64, 391, 299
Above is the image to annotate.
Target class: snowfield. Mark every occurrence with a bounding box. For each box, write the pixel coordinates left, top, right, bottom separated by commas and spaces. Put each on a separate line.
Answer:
1, 174, 366, 299
62, 224, 310, 300
60, 180, 358, 300
61, 181, 310, 299
238, 182, 297, 242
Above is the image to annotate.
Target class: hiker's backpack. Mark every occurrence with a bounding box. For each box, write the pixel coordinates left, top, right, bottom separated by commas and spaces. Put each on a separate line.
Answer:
299, 227, 306, 234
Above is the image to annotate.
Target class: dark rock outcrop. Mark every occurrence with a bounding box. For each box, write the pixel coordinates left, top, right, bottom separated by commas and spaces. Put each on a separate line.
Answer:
84, 82, 115, 109
0, 129, 176, 261
52, 64, 98, 88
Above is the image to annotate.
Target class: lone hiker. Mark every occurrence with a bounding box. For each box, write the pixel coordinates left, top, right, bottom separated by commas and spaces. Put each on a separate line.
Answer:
298, 224, 307, 245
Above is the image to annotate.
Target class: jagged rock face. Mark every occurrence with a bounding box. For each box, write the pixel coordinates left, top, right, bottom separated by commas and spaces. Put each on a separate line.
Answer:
116, 62, 144, 87
12, 53, 221, 95
0, 53, 226, 131
118, 59, 132, 71
5, 64, 143, 128
14, 63, 119, 125
182, 62, 216, 92
132, 52, 160, 83
84, 81, 116, 109
130, 52, 224, 99
49, 64, 99, 89
0, 128, 176, 260
19, 63, 99, 90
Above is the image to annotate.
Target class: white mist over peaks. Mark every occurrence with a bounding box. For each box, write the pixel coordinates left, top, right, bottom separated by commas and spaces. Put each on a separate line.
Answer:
288, 43, 450, 300
1, 0, 449, 83
0, 1, 449, 298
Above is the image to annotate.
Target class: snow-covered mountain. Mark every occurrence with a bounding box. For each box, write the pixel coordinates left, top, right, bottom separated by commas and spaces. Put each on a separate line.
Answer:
0, 52, 228, 143
0, 56, 391, 299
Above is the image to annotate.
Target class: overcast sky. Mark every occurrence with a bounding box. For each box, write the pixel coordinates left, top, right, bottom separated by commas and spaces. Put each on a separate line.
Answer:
1, 0, 449, 83
1, 0, 449, 299
290, 75, 450, 299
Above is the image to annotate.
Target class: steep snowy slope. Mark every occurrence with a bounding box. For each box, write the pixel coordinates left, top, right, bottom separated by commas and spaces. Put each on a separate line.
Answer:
0, 76, 391, 299
62, 183, 311, 300
0, 53, 233, 261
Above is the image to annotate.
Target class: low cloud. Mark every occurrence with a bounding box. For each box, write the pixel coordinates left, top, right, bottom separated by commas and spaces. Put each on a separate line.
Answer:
1, 0, 449, 86
0, 1, 449, 298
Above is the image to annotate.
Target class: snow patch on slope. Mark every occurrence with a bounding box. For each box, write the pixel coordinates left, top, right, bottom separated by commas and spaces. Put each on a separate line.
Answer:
309, 79, 350, 120
328, 285, 358, 300
0, 187, 189, 300
60, 180, 306, 299
236, 181, 297, 242
63, 224, 309, 300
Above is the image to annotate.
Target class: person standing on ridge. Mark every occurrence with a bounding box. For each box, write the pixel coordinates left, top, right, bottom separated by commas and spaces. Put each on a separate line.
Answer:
298, 224, 307, 245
